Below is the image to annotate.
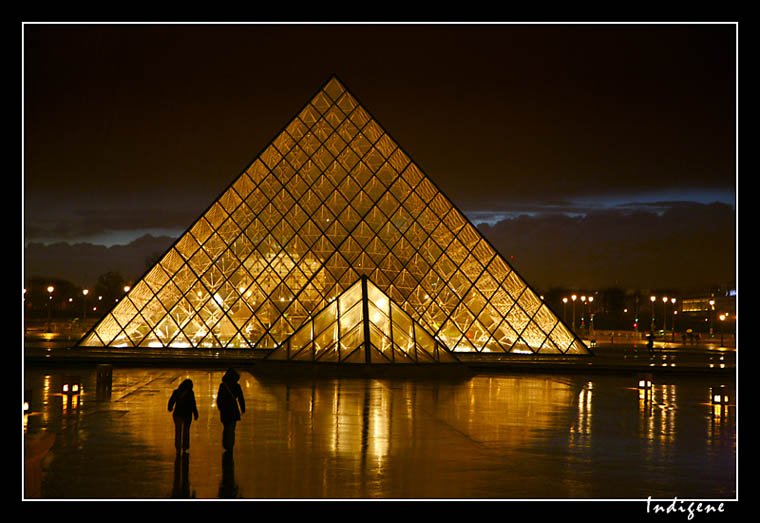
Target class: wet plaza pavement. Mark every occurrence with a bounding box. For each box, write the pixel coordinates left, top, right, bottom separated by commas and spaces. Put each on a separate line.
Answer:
23, 356, 736, 500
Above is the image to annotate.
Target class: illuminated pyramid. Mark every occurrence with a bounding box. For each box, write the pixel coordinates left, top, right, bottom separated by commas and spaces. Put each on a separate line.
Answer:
79, 75, 589, 356
267, 275, 460, 364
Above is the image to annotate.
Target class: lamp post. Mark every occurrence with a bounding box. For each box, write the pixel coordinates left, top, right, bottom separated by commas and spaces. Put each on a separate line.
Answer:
46, 285, 55, 332
82, 289, 89, 323
670, 298, 677, 341
571, 295, 577, 332
662, 296, 668, 335
650, 295, 656, 333
588, 296, 594, 338
580, 296, 586, 331
719, 314, 725, 346
563, 297, 568, 324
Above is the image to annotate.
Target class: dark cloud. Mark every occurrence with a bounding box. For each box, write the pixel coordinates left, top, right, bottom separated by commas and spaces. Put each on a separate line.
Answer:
478, 202, 736, 291
24, 235, 177, 286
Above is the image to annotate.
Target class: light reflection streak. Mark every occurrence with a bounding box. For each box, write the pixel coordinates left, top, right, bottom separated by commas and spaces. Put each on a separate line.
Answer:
570, 381, 593, 448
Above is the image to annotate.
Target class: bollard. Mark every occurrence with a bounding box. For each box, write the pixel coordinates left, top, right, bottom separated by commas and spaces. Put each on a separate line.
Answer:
637, 373, 653, 390
710, 385, 730, 406
96, 364, 113, 400
96, 364, 113, 387
637, 373, 654, 403
62, 375, 82, 395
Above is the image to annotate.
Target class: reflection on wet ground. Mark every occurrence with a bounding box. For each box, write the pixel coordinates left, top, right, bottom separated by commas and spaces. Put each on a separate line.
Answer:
23, 367, 735, 499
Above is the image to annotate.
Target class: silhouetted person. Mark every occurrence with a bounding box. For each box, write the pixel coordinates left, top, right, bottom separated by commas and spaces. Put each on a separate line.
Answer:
647, 332, 654, 354
217, 368, 246, 451
168, 379, 199, 454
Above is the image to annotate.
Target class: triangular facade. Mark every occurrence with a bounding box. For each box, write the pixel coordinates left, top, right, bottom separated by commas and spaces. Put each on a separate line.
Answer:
267, 276, 460, 364
79, 76, 589, 356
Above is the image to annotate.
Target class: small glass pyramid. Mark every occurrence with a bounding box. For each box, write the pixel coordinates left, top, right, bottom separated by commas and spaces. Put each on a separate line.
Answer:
78, 75, 589, 356
267, 276, 459, 364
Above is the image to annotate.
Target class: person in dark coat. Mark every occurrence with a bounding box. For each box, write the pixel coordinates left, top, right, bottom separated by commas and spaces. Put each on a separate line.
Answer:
217, 368, 246, 451
168, 378, 199, 454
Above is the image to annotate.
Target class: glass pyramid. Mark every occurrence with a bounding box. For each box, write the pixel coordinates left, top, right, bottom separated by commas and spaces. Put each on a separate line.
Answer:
78, 75, 589, 356
267, 276, 460, 364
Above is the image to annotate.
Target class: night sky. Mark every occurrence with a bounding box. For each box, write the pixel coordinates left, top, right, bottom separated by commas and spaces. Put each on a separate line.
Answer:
23, 23, 737, 292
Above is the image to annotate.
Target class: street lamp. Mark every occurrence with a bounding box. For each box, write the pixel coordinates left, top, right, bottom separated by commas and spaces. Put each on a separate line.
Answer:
719, 314, 726, 346
650, 295, 656, 333
82, 289, 89, 323
580, 296, 586, 330
670, 298, 676, 341
571, 295, 577, 332
562, 297, 568, 323
662, 296, 668, 334
46, 285, 55, 332
709, 299, 715, 336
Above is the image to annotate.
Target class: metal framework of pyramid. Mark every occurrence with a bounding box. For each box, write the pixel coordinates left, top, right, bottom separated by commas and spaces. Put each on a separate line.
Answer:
78, 75, 589, 356
267, 275, 460, 364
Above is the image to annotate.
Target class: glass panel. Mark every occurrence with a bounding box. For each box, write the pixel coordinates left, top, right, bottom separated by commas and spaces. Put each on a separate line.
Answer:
391, 301, 413, 336
323, 77, 345, 101
565, 340, 587, 355
392, 327, 414, 356
92, 314, 122, 346
159, 248, 184, 275
548, 321, 575, 353
414, 323, 436, 355
335, 91, 356, 114
533, 303, 558, 334
111, 297, 139, 328
290, 321, 313, 353
156, 280, 182, 312
325, 105, 346, 128
310, 91, 332, 114
388, 148, 410, 174
369, 323, 392, 357
316, 340, 339, 362
503, 270, 527, 299
506, 305, 530, 335
368, 301, 390, 334
339, 301, 363, 335
520, 321, 547, 349
366, 280, 389, 315
340, 323, 364, 353
518, 287, 542, 317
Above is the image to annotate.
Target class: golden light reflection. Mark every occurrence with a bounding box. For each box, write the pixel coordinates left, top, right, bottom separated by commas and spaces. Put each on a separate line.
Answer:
442, 375, 576, 447
23, 367, 736, 499
570, 381, 593, 447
